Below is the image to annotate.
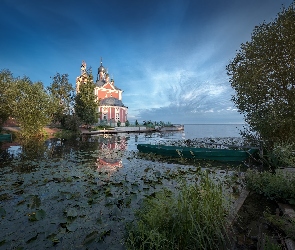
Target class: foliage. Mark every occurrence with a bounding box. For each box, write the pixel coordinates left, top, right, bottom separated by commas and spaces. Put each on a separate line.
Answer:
8, 76, 56, 139
60, 114, 81, 132
267, 142, 295, 168
226, 2, 295, 148
135, 120, 139, 126
0, 69, 14, 130
74, 70, 98, 125
117, 120, 121, 127
125, 120, 130, 127
47, 73, 74, 124
125, 172, 231, 250
93, 125, 113, 130
264, 209, 295, 241
245, 169, 295, 204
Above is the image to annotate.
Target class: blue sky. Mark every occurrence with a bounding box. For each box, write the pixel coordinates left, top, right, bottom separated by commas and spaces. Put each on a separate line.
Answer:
0, 0, 292, 124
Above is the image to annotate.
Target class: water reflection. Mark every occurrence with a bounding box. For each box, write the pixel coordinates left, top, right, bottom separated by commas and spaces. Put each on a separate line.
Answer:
0, 131, 185, 173
94, 135, 126, 177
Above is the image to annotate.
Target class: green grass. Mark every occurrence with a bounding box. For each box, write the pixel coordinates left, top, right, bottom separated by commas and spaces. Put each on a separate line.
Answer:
125, 172, 232, 250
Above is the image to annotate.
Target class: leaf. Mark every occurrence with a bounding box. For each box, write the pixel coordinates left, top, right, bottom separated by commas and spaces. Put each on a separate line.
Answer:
83, 230, 98, 245
28, 209, 46, 221
66, 208, 78, 218
26, 233, 38, 243
35, 209, 46, 220
0, 239, 6, 246
0, 207, 6, 218
66, 221, 80, 232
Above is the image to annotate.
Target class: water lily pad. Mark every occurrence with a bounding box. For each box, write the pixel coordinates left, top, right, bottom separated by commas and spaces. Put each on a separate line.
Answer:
0, 207, 6, 218
26, 233, 38, 243
28, 209, 46, 221
35, 209, 46, 220
83, 230, 98, 245
66, 221, 80, 232
66, 208, 78, 218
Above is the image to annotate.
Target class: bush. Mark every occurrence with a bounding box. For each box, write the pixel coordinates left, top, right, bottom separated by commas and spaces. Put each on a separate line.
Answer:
61, 114, 81, 132
125, 173, 231, 249
245, 169, 295, 204
268, 143, 295, 168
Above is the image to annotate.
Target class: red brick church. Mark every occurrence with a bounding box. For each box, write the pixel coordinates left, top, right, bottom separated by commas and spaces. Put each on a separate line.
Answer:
76, 59, 128, 125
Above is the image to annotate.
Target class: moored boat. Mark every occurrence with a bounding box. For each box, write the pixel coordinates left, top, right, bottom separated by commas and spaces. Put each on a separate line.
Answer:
137, 144, 258, 162
0, 134, 12, 142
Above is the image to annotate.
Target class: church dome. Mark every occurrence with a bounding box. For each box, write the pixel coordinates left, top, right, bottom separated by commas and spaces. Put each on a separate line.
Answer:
100, 97, 125, 107
98, 65, 106, 73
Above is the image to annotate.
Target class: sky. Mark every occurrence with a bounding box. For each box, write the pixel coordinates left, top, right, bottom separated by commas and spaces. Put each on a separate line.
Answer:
0, 0, 293, 124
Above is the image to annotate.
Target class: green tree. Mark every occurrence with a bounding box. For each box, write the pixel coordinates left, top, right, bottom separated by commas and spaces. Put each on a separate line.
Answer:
10, 77, 57, 138
47, 73, 74, 125
74, 70, 98, 126
0, 69, 14, 130
226, 2, 295, 147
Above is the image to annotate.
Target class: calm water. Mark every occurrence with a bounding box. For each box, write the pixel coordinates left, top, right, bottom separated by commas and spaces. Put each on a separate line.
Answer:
0, 124, 244, 249
184, 124, 244, 139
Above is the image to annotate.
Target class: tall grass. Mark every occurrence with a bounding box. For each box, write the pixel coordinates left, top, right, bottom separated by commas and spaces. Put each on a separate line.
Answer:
125, 172, 232, 250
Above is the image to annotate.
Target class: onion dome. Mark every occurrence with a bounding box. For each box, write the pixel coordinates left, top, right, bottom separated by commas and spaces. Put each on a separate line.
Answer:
98, 64, 106, 73
98, 57, 106, 73
100, 97, 125, 107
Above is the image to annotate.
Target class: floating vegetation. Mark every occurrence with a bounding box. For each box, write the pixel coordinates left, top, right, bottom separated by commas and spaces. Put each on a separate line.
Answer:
0, 134, 244, 249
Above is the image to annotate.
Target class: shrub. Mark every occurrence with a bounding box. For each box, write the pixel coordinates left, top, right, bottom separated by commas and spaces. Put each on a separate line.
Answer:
61, 114, 81, 132
267, 143, 295, 168
125, 173, 231, 249
245, 169, 295, 204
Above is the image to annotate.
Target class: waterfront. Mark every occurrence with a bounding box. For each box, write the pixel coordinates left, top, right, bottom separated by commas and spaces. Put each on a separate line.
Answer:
0, 125, 246, 249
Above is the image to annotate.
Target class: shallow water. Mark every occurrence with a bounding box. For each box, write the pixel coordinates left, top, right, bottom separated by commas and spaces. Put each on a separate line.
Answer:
0, 132, 244, 249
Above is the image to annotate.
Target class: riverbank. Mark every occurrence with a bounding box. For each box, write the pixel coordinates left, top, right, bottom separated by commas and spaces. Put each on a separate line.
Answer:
2, 126, 158, 137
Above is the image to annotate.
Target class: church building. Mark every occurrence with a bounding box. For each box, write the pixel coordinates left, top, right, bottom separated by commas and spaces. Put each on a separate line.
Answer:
76, 59, 128, 125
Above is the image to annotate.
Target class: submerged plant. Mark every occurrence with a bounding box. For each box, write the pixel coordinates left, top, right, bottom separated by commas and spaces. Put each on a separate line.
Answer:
125, 172, 232, 250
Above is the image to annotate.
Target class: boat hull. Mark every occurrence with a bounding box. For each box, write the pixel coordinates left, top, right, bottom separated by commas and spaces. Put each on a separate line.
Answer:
0, 134, 12, 142
137, 144, 258, 162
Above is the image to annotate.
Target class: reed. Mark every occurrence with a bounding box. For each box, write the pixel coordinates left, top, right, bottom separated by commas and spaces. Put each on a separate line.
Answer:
125, 172, 232, 250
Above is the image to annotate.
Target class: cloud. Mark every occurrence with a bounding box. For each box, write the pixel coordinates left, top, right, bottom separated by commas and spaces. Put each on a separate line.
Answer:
131, 71, 243, 124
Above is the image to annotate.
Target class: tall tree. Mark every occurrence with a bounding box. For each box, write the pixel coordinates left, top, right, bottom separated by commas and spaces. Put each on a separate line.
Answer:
226, 2, 295, 147
47, 73, 74, 124
74, 70, 98, 126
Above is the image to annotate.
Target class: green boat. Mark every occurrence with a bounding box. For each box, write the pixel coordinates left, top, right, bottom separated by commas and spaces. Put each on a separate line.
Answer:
137, 144, 258, 162
0, 134, 12, 142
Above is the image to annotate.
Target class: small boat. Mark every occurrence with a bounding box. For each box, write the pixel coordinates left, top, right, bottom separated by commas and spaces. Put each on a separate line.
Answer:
137, 144, 258, 162
0, 134, 12, 142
